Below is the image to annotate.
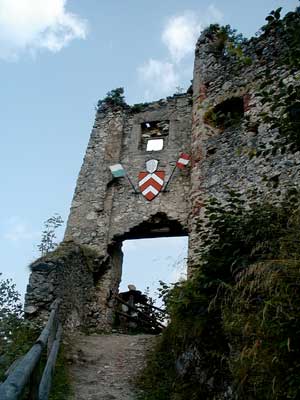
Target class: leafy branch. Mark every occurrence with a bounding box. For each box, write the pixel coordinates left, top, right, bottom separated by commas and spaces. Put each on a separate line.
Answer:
97, 87, 126, 112
37, 214, 64, 256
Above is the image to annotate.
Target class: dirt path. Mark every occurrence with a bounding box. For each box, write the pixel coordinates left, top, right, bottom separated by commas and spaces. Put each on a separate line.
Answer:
68, 333, 156, 400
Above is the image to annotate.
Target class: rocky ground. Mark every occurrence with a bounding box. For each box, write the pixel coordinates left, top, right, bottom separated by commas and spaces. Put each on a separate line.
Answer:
67, 333, 156, 400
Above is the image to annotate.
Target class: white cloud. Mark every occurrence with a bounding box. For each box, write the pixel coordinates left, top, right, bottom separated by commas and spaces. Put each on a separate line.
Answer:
3, 217, 38, 242
162, 12, 201, 63
138, 59, 179, 100
0, 0, 88, 60
137, 4, 223, 100
161, 5, 223, 63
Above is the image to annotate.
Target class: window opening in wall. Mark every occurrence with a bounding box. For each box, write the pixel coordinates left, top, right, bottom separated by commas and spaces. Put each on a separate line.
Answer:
203, 96, 244, 130
146, 138, 164, 151
140, 120, 169, 151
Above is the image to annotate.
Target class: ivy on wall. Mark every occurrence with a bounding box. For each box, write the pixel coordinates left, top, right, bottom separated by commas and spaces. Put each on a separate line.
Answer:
207, 23, 252, 66
137, 188, 300, 400
256, 78, 300, 155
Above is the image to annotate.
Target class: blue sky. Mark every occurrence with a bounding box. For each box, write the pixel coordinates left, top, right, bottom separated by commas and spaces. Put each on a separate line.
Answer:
0, 0, 298, 300
120, 237, 188, 304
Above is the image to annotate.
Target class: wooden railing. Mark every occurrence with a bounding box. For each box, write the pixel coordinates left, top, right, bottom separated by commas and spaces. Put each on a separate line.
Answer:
0, 299, 62, 400
114, 294, 166, 333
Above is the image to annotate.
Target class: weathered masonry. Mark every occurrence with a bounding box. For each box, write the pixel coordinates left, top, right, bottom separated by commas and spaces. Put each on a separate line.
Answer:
26, 94, 192, 330
63, 94, 192, 329
65, 95, 192, 247
25, 11, 300, 331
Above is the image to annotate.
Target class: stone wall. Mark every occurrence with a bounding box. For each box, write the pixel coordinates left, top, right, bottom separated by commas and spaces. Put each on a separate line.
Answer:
25, 242, 103, 330
189, 19, 300, 267
65, 94, 192, 249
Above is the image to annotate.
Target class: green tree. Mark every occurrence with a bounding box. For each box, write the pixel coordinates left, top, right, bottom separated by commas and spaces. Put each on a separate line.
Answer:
97, 87, 126, 111
37, 214, 64, 255
0, 274, 38, 381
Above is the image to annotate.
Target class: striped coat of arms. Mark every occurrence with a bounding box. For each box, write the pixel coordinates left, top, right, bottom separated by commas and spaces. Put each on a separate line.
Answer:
138, 159, 165, 201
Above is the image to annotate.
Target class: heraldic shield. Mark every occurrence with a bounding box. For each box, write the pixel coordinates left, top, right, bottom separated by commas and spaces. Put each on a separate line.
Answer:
138, 159, 165, 201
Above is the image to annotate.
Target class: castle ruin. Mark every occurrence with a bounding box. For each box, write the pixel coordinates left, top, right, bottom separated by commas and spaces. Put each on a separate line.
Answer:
25, 12, 300, 331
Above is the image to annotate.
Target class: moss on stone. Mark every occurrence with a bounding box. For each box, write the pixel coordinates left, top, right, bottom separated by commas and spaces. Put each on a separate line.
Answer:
29, 241, 101, 273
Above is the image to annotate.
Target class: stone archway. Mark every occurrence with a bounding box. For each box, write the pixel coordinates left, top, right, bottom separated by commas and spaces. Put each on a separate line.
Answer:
93, 212, 188, 330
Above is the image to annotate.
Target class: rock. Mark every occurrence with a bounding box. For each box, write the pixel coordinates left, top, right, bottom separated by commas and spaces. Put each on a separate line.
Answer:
24, 305, 38, 314
31, 262, 53, 272
86, 211, 97, 221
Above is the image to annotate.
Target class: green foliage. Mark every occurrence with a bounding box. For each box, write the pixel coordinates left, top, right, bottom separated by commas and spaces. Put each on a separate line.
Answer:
208, 24, 251, 65
37, 214, 64, 256
97, 87, 126, 111
203, 97, 244, 130
256, 77, 300, 155
32, 240, 100, 273
137, 189, 300, 399
261, 7, 300, 68
130, 102, 150, 113
0, 324, 39, 383
223, 260, 300, 399
282, 8, 300, 68
0, 273, 39, 382
142, 286, 167, 331
49, 345, 73, 400
0, 273, 22, 322
0, 274, 72, 398
136, 332, 177, 400
261, 7, 283, 33
79, 243, 101, 272
203, 108, 219, 127
247, 8, 300, 157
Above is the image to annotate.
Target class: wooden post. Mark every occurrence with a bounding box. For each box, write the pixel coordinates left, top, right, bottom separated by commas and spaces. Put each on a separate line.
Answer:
47, 307, 58, 357
28, 361, 40, 400
38, 324, 63, 400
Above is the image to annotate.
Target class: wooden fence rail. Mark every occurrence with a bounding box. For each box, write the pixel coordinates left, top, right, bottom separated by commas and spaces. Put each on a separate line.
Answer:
114, 294, 166, 332
0, 299, 62, 400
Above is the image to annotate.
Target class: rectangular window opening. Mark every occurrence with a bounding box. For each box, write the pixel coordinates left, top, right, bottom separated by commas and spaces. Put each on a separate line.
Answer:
140, 120, 169, 151
146, 138, 164, 151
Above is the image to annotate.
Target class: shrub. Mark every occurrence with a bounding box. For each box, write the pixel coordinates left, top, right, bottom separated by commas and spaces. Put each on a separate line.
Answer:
97, 87, 126, 111
137, 188, 300, 399
0, 273, 39, 381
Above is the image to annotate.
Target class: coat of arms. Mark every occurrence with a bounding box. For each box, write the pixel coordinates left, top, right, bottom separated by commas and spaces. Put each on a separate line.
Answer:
138, 160, 165, 201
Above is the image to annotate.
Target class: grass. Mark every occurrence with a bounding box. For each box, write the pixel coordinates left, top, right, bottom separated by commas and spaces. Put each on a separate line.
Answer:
49, 345, 73, 400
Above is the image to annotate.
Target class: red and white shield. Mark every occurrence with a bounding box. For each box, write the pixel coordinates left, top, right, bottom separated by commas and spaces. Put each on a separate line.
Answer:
138, 160, 165, 201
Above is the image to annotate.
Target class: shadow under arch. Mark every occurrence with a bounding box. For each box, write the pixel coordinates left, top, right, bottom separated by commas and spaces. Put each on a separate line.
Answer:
112, 212, 188, 243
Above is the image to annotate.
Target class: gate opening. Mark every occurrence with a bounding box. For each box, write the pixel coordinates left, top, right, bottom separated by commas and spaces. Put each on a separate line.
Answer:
119, 236, 188, 307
